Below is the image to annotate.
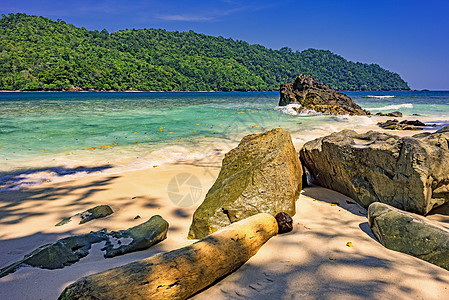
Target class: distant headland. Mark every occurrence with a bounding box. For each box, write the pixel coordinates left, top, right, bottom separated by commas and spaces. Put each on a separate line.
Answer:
0, 13, 410, 92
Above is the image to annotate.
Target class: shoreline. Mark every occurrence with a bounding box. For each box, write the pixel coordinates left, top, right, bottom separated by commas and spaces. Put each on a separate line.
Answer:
2, 116, 449, 192
0, 89, 419, 93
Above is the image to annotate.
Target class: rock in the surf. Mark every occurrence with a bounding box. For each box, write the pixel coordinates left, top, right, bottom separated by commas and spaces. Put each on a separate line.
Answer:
279, 74, 369, 115
300, 127, 449, 215
368, 202, 449, 270
375, 111, 403, 117
377, 119, 426, 130
188, 128, 302, 239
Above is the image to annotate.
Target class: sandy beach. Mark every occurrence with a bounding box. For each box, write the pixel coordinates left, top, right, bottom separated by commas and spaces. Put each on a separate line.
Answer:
2, 126, 449, 299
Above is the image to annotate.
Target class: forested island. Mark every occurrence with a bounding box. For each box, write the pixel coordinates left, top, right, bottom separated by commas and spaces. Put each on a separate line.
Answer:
0, 13, 410, 91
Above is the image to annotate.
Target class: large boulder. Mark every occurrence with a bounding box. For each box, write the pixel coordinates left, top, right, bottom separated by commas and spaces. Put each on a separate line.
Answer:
188, 128, 302, 239
299, 125, 449, 215
368, 202, 449, 271
279, 74, 369, 116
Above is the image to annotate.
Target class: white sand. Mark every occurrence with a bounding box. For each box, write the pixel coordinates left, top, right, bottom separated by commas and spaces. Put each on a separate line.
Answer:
1, 125, 449, 299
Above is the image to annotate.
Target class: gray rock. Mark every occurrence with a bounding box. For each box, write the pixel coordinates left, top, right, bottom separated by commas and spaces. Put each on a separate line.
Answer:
375, 111, 403, 117
103, 215, 169, 258
55, 205, 114, 226
377, 119, 427, 130
188, 128, 302, 239
79, 205, 114, 224
368, 202, 449, 270
279, 74, 369, 116
300, 128, 449, 214
0, 215, 168, 278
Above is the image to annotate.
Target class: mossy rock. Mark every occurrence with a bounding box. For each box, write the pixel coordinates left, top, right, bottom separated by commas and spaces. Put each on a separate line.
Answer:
188, 128, 302, 239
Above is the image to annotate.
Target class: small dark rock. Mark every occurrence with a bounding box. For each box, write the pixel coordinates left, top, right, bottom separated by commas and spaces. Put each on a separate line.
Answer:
275, 212, 293, 234
79, 205, 114, 224
55, 217, 72, 227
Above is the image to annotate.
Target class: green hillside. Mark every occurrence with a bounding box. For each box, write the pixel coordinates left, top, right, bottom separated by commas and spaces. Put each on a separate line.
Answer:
0, 13, 410, 91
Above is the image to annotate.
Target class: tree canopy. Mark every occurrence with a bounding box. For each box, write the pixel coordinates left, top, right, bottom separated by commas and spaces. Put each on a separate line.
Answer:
0, 13, 410, 91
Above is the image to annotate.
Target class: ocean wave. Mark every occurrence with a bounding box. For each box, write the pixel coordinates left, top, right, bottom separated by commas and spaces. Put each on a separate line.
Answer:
364, 95, 396, 99
365, 103, 413, 110
0, 145, 218, 191
274, 104, 301, 115
274, 104, 322, 116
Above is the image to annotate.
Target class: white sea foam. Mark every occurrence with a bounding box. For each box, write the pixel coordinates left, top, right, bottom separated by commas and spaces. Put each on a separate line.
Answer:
366, 95, 396, 99
274, 103, 301, 115
365, 103, 413, 110
274, 104, 322, 116
0, 145, 216, 191
331, 114, 351, 122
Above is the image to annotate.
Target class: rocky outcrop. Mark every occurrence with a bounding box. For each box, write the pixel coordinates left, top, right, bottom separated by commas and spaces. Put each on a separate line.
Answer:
188, 128, 302, 239
375, 111, 403, 117
59, 213, 278, 300
377, 119, 427, 130
300, 125, 449, 215
0, 215, 168, 278
368, 202, 449, 271
279, 74, 369, 115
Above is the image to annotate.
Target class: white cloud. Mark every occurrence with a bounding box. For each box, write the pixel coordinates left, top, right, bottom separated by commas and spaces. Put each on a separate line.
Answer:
156, 14, 214, 22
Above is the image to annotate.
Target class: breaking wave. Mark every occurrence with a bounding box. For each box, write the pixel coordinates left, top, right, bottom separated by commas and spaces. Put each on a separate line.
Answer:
365, 103, 413, 110
365, 95, 396, 99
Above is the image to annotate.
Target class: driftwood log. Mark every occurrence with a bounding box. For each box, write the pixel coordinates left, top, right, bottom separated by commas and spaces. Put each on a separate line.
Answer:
59, 213, 278, 300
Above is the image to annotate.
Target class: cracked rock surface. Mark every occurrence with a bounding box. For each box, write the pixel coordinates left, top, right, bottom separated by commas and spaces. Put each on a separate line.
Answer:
300, 125, 449, 215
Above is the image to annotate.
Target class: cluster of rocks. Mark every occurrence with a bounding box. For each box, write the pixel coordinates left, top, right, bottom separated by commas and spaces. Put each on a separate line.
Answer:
7, 75, 448, 297
377, 119, 428, 130
1, 212, 169, 278
187, 77, 449, 272
375, 111, 403, 117
279, 74, 370, 115
189, 122, 449, 271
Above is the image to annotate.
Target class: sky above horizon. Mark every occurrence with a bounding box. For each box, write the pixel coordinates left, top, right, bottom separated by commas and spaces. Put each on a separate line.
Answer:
1, 0, 448, 90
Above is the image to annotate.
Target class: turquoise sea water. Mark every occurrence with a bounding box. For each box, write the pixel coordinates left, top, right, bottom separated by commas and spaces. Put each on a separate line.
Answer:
1, 91, 448, 190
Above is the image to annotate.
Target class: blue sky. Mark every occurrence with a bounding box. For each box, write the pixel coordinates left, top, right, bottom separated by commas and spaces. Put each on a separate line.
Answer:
1, 0, 448, 90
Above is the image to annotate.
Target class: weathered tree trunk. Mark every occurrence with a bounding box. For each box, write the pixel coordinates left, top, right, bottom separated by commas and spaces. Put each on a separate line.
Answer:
59, 213, 278, 300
